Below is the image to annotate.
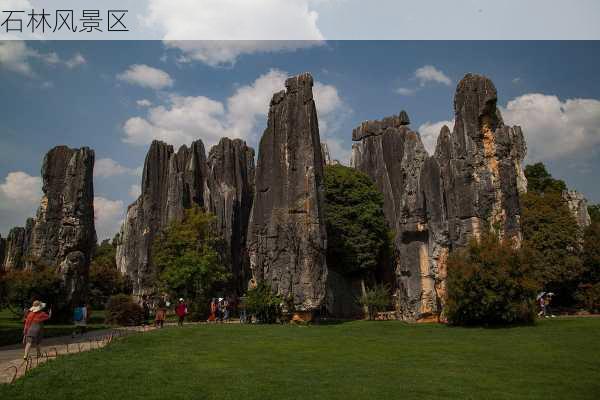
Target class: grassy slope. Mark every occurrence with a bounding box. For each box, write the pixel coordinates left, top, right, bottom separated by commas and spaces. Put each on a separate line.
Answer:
1, 319, 599, 399
0, 309, 109, 346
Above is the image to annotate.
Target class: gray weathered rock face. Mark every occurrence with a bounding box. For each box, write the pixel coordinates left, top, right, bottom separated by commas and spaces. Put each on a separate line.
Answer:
116, 139, 209, 296
2, 222, 33, 271
351, 73, 527, 320
207, 138, 255, 294
247, 72, 328, 312
27, 146, 96, 306
0, 235, 4, 271
563, 190, 591, 228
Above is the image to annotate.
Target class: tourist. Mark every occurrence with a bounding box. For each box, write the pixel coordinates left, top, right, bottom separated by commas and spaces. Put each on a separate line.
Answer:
175, 298, 188, 326
23, 300, 50, 360
537, 292, 547, 318
239, 296, 247, 324
208, 298, 217, 322
155, 301, 167, 328
72, 303, 88, 337
223, 297, 230, 322
142, 297, 151, 325
546, 292, 556, 318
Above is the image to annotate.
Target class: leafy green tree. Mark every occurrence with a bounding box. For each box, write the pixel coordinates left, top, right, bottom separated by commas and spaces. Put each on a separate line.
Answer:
88, 239, 131, 308
357, 284, 391, 320
575, 222, 600, 311
151, 207, 230, 318
520, 191, 582, 305
245, 283, 283, 324
3, 267, 66, 318
445, 234, 539, 326
323, 165, 391, 276
524, 162, 566, 194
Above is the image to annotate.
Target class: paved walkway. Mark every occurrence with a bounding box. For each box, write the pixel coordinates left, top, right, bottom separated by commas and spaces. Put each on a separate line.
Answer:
0, 325, 156, 384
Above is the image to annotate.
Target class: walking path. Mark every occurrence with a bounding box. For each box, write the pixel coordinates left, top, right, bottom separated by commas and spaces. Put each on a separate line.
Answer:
0, 325, 157, 384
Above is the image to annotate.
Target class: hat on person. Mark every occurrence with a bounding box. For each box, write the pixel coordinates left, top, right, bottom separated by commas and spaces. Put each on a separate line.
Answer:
179, 298, 184, 302
29, 300, 46, 312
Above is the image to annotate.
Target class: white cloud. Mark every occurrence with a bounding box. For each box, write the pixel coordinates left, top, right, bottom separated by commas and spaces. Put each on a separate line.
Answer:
0, 41, 87, 77
415, 65, 452, 86
395, 87, 417, 96
94, 158, 135, 178
136, 99, 153, 107
122, 69, 348, 152
94, 197, 125, 241
418, 120, 455, 155
117, 64, 174, 90
501, 93, 600, 162
65, 53, 86, 69
0, 41, 35, 76
143, 0, 325, 66
0, 171, 42, 235
128, 184, 141, 199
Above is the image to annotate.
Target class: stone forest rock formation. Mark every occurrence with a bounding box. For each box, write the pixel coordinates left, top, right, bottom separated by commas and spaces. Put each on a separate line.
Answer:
1, 220, 33, 271
247, 72, 328, 313
563, 190, 591, 228
28, 146, 96, 305
351, 73, 527, 320
116, 139, 209, 295
1, 146, 96, 306
206, 138, 255, 294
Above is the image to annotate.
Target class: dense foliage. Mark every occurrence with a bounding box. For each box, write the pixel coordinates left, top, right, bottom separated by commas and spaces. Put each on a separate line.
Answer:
357, 284, 391, 320
323, 165, 391, 276
105, 294, 144, 326
521, 163, 583, 306
575, 222, 600, 312
89, 239, 131, 308
1, 267, 66, 318
245, 283, 282, 324
445, 234, 539, 326
152, 207, 230, 318
524, 163, 566, 194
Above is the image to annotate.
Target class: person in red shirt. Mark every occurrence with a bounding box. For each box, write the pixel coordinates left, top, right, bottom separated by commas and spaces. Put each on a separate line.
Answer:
23, 300, 50, 360
175, 298, 188, 327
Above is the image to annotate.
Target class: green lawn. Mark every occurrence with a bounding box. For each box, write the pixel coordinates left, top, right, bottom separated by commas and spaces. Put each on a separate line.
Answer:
0, 309, 109, 346
1, 318, 599, 399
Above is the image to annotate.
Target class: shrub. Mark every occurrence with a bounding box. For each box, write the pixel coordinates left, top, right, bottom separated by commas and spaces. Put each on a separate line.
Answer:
245, 283, 282, 324
3, 267, 67, 318
357, 284, 391, 320
575, 283, 600, 313
105, 294, 144, 326
445, 234, 539, 326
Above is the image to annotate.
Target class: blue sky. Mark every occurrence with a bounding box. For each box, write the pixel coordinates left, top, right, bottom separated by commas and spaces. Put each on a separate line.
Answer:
1, 41, 599, 240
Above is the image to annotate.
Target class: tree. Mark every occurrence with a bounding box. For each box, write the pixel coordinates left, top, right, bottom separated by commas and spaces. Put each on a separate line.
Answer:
151, 207, 230, 318
88, 239, 131, 308
3, 267, 66, 318
245, 282, 282, 324
357, 284, 391, 320
524, 162, 566, 194
576, 222, 600, 312
520, 191, 583, 305
445, 234, 539, 326
323, 165, 391, 276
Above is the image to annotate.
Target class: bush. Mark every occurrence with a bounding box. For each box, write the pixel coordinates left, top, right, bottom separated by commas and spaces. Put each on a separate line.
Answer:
105, 294, 144, 326
575, 283, 600, 313
357, 284, 391, 320
445, 234, 539, 326
245, 283, 282, 324
2, 267, 67, 319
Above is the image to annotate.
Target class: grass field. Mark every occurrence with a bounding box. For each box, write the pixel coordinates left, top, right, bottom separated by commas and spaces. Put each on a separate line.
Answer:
0, 309, 109, 346
1, 318, 599, 399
